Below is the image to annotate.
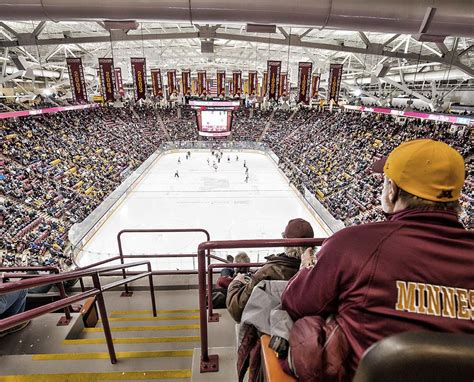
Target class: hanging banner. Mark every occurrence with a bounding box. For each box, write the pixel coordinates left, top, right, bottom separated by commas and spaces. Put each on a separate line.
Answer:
328, 64, 343, 103
181, 70, 191, 96
279, 72, 288, 97
130, 58, 147, 101
167, 69, 177, 96
232, 71, 242, 97
217, 70, 226, 97
267, 61, 281, 100
262, 71, 268, 97
197, 70, 207, 96
98, 58, 115, 102
297, 62, 312, 104
151, 69, 163, 97
248, 71, 258, 96
66, 58, 87, 103
191, 79, 198, 95
114, 67, 125, 97
228, 80, 233, 96
311, 74, 320, 99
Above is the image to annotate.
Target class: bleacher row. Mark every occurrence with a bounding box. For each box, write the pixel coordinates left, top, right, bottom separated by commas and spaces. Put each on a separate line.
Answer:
1, 104, 472, 270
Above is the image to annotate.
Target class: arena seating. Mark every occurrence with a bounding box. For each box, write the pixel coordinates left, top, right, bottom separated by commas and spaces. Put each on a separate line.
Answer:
1, 104, 472, 271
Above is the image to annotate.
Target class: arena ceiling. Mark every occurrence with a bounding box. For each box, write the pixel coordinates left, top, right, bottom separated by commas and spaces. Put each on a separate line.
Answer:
0, 20, 473, 106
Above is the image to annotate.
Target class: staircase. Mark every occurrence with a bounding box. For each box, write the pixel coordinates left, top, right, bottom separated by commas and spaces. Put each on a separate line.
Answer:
0, 290, 202, 381
258, 109, 276, 142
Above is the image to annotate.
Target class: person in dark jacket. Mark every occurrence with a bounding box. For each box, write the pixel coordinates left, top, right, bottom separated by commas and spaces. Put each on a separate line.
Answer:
282, 139, 474, 377
227, 218, 314, 323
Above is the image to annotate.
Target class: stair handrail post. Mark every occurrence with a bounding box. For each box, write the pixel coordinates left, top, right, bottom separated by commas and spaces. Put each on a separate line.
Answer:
116, 230, 131, 296
147, 262, 157, 317
91, 272, 117, 364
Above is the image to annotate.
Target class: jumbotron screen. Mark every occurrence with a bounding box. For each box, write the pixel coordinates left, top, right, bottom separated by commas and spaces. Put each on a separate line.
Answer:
190, 100, 240, 137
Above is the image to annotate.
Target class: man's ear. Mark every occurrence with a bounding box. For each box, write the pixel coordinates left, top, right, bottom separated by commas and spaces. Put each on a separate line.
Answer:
389, 179, 399, 204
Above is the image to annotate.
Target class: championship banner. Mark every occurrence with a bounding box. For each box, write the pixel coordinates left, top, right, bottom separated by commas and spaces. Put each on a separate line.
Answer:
151, 69, 163, 97
66, 58, 87, 103
232, 71, 242, 96
98, 58, 115, 102
248, 71, 257, 96
130, 58, 147, 101
328, 64, 343, 103
279, 72, 288, 97
167, 69, 177, 96
228, 80, 233, 96
197, 70, 207, 95
297, 62, 312, 104
311, 74, 320, 99
114, 68, 125, 97
267, 61, 281, 100
262, 71, 268, 96
191, 79, 198, 95
181, 70, 191, 96
217, 70, 226, 97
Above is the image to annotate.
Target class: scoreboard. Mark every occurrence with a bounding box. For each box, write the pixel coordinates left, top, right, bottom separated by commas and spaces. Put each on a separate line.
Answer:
190, 100, 240, 137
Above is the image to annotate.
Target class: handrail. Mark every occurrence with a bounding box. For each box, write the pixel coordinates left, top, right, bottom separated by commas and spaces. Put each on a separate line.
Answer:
116, 228, 211, 295
1, 265, 70, 322
197, 238, 325, 373
207, 262, 266, 322
0, 266, 60, 274
0, 260, 157, 364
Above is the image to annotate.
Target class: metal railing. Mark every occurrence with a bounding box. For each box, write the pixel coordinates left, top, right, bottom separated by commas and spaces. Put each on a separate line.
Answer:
116, 228, 212, 295
196, 237, 325, 373
0, 260, 156, 364
0, 265, 73, 324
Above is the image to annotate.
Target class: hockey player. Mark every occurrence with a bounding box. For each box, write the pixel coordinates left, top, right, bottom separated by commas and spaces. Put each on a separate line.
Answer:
174, 170, 179, 178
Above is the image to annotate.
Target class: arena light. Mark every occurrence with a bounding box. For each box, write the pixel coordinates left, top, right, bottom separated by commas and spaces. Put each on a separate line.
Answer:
354, 89, 362, 96
42, 88, 53, 96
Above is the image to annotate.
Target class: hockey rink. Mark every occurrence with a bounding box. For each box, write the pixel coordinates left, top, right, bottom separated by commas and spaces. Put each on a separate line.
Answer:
77, 150, 330, 270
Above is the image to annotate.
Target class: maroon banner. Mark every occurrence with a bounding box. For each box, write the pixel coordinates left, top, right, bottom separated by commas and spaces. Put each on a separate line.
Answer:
267, 61, 281, 100
248, 71, 258, 96
311, 74, 320, 99
262, 71, 268, 96
197, 70, 207, 96
114, 68, 125, 97
217, 70, 226, 97
150, 69, 163, 98
98, 58, 115, 102
279, 72, 288, 97
232, 71, 242, 97
130, 58, 147, 101
328, 64, 343, 103
66, 58, 87, 103
181, 70, 191, 96
297, 62, 312, 104
167, 69, 177, 96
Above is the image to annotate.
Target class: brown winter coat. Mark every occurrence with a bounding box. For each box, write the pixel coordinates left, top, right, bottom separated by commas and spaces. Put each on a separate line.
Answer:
226, 254, 300, 322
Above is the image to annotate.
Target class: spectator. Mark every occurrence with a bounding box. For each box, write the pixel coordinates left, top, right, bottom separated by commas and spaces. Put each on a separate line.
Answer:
281, 139, 473, 379
227, 218, 314, 322
0, 271, 29, 337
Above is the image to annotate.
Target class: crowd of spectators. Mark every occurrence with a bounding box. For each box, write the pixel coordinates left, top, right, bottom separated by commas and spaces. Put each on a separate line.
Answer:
1, 104, 166, 268
1, 102, 471, 269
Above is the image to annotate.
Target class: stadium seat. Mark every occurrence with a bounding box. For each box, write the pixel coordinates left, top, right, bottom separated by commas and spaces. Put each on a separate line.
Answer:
354, 332, 474, 382
261, 334, 297, 382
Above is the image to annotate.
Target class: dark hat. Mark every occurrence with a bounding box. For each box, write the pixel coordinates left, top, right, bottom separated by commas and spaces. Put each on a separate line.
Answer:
284, 218, 314, 239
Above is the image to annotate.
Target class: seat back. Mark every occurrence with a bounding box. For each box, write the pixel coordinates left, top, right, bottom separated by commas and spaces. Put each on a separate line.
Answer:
354, 332, 474, 382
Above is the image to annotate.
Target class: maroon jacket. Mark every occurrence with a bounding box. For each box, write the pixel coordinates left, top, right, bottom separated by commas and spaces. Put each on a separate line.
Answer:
281, 208, 474, 373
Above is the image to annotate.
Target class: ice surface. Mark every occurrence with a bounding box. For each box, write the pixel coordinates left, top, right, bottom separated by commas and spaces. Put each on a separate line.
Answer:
78, 150, 330, 270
